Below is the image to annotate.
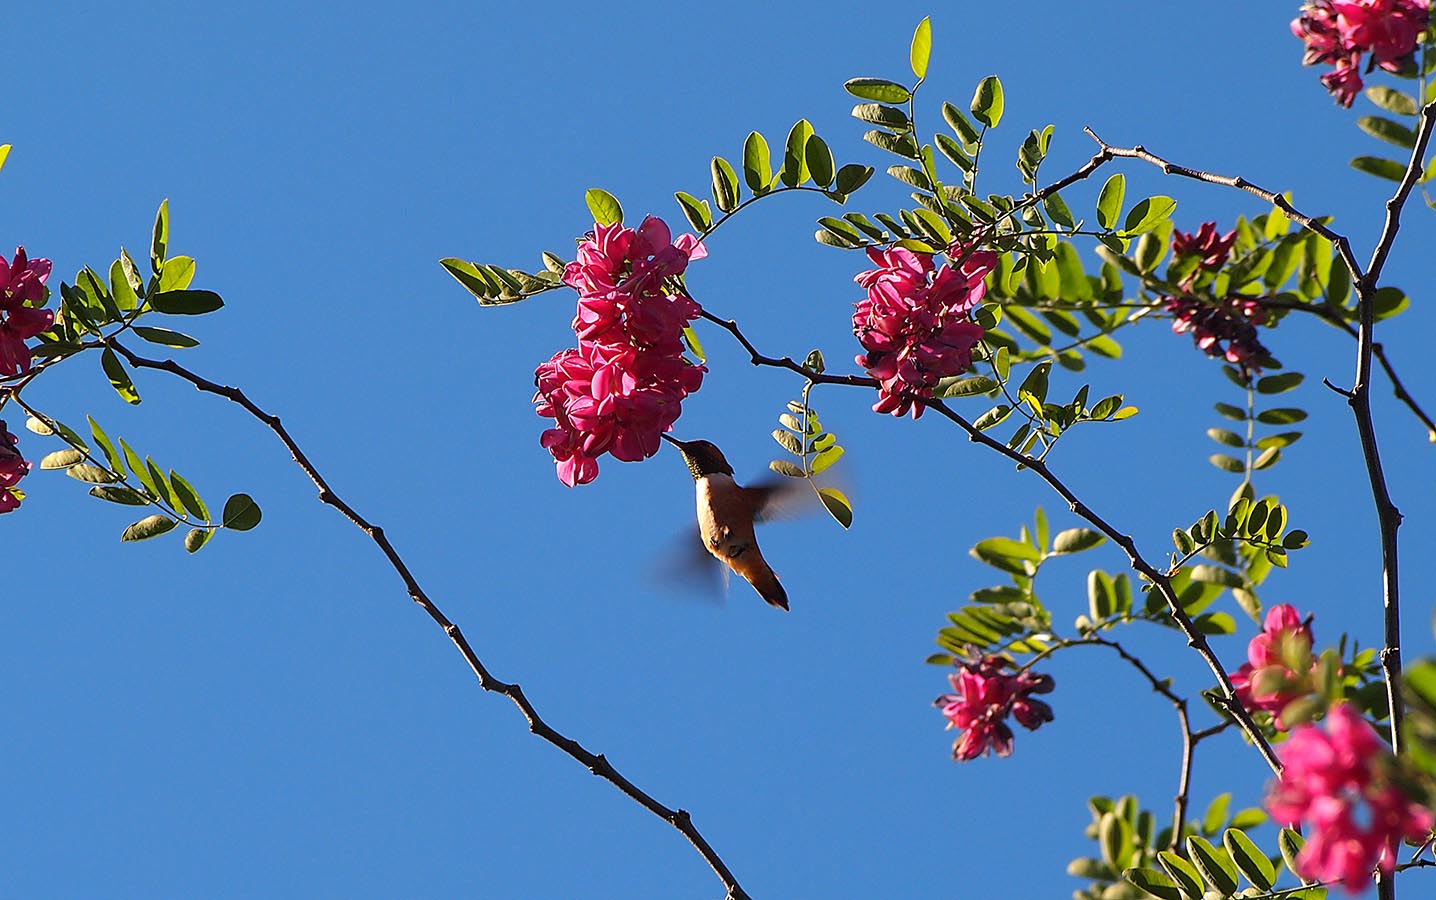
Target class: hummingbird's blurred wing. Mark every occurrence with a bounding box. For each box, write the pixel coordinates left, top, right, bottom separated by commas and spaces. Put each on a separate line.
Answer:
647, 527, 729, 604
744, 476, 817, 523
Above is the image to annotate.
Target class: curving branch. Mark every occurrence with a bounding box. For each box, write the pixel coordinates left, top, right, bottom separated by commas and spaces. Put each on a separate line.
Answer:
100, 338, 753, 900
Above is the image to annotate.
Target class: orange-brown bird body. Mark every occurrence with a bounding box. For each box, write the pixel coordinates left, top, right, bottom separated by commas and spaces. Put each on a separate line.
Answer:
663, 435, 789, 610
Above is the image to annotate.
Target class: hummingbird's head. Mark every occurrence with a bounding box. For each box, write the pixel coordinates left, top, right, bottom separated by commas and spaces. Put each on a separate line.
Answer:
661, 434, 734, 480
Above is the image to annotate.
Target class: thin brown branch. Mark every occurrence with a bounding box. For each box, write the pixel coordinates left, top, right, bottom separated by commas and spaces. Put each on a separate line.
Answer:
1349, 99, 1436, 765
105, 338, 752, 900
1083, 127, 1365, 284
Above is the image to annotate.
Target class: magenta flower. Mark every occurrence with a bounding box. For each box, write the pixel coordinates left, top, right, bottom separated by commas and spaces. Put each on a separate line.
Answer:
1292, 0, 1430, 107
1171, 222, 1237, 273
1266, 704, 1433, 892
853, 244, 994, 419
536, 216, 707, 485
0, 420, 30, 514
0, 247, 54, 377
1230, 604, 1318, 728
1163, 293, 1271, 374
935, 655, 1053, 761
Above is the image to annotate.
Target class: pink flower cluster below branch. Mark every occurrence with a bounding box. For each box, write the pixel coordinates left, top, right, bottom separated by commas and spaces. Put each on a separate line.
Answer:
1292, 0, 1430, 106
934, 655, 1054, 761
0, 420, 31, 514
852, 244, 994, 418
1266, 704, 1433, 892
534, 217, 707, 486
0, 247, 54, 377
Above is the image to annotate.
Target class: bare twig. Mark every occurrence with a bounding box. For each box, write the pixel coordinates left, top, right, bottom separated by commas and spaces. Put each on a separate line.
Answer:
104, 338, 752, 900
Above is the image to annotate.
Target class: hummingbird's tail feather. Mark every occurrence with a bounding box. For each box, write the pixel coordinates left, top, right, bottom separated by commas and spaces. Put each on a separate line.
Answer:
741, 563, 789, 611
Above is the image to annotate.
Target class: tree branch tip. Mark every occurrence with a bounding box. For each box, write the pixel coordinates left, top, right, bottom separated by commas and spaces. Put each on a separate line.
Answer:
1322, 377, 1356, 400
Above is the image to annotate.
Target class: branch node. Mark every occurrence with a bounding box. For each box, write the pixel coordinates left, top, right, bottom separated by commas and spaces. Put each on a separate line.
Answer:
1322, 377, 1355, 400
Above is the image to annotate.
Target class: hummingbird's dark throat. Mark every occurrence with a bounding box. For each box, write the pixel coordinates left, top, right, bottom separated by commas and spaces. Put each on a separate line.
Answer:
661, 434, 734, 479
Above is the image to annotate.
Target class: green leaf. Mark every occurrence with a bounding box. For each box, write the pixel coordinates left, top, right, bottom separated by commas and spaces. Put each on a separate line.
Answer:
1156, 850, 1205, 899
782, 120, 814, 187
769, 459, 805, 478
1365, 85, 1418, 115
89, 485, 149, 505
909, 17, 931, 79
1279, 828, 1308, 882
1256, 372, 1303, 394
1202, 793, 1230, 836
101, 348, 141, 405
184, 528, 213, 554
151, 198, 170, 271
942, 102, 981, 148
936, 375, 998, 398
68, 464, 120, 484
974, 405, 1012, 431
811, 445, 844, 474
1121, 868, 1184, 900
1224, 828, 1275, 891
222, 493, 263, 531
1186, 835, 1238, 896
834, 164, 874, 195
844, 78, 912, 104
584, 188, 623, 225
122, 514, 177, 542
88, 417, 124, 472
1052, 528, 1104, 554
1206, 428, 1244, 448
441, 258, 500, 301
818, 487, 852, 529
1357, 116, 1418, 149
851, 103, 910, 129
970, 76, 1004, 128
974, 537, 1040, 574
0, 144, 9, 174
170, 471, 210, 520
109, 259, 138, 312
743, 132, 772, 193
771, 429, 803, 455
1016, 361, 1051, 408
1096, 174, 1125, 231
674, 191, 712, 232
40, 449, 87, 469
805, 134, 835, 188
148, 289, 224, 315
158, 255, 196, 292
711, 157, 740, 213
1350, 156, 1408, 182
132, 326, 200, 348
1042, 193, 1075, 229
1122, 196, 1177, 235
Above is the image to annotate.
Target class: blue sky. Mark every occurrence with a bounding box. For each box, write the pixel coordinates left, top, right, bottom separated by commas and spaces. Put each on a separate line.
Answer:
4, 3, 1434, 898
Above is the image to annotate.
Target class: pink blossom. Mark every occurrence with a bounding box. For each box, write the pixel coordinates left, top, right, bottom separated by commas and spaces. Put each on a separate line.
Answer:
0, 420, 29, 514
935, 655, 1053, 761
536, 216, 706, 485
1230, 604, 1318, 728
0, 247, 54, 377
1171, 222, 1237, 272
1163, 294, 1271, 374
1266, 704, 1433, 892
853, 244, 995, 419
1292, 0, 1430, 106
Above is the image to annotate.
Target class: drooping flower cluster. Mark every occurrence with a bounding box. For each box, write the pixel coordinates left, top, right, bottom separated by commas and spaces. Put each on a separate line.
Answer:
1292, 0, 1431, 107
534, 217, 707, 486
1163, 294, 1272, 372
1230, 604, 1318, 729
852, 244, 995, 418
1266, 704, 1433, 892
934, 655, 1054, 761
0, 420, 31, 514
0, 247, 54, 377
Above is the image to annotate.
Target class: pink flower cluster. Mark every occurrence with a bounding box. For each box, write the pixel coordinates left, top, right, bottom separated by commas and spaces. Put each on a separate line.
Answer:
1266, 704, 1433, 892
852, 244, 994, 418
1171, 222, 1237, 275
1163, 294, 1271, 372
934, 655, 1054, 761
0, 420, 30, 514
1292, 0, 1430, 106
534, 217, 707, 486
1231, 604, 1318, 729
0, 247, 54, 377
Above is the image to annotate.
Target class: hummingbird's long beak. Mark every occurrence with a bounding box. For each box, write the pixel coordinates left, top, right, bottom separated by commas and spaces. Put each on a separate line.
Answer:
660, 433, 687, 449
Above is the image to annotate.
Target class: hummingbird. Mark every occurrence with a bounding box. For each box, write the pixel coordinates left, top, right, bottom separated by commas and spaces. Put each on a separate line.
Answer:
660, 433, 791, 611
